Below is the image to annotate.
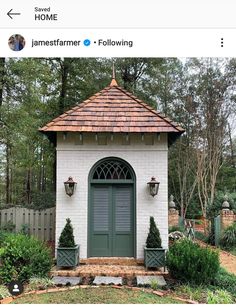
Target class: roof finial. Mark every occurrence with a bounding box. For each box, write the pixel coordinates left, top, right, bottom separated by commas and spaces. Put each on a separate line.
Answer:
112, 62, 116, 79
110, 62, 118, 86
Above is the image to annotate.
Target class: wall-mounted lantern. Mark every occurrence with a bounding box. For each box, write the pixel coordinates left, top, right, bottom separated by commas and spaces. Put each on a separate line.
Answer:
64, 176, 77, 197
147, 177, 160, 197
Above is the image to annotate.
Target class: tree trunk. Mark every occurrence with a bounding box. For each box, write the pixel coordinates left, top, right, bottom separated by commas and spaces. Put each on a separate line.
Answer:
228, 123, 235, 168
59, 58, 70, 114
6, 140, 11, 204
0, 58, 5, 107
26, 169, 32, 204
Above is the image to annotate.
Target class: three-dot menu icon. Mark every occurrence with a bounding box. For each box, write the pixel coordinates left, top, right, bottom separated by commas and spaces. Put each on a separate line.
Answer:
221, 38, 224, 47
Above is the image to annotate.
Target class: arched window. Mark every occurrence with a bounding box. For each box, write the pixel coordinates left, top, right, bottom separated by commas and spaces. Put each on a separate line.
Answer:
91, 159, 133, 180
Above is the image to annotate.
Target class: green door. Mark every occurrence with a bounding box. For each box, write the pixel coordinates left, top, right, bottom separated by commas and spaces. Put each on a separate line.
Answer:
89, 184, 134, 257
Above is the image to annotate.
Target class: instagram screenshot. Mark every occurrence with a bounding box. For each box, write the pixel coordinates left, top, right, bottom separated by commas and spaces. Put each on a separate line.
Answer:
0, 0, 236, 304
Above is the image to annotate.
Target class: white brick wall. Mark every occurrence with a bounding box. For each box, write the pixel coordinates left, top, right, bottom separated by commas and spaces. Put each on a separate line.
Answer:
56, 132, 168, 259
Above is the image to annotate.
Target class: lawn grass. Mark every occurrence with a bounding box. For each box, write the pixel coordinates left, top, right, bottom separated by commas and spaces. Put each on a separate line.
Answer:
11, 287, 180, 304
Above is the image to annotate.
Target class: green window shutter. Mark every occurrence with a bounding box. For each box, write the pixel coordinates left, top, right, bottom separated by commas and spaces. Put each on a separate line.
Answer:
93, 187, 109, 231
115, 186, 131, 232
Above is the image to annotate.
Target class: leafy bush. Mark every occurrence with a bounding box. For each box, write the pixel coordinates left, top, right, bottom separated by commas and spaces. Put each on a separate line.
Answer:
220, 223, 236, 249
0, 220, 15, 232
0, 285, 10, 299
176, 284, 206, 302
0, 230, 8, 247
0, 233, 53, 283
195, 231, 208, 243
207, 289, 233, 304
213, 267, 236, 296
20, 223, 30, 235
150, 278, 159, 290
168, 225, 185, 233
58, 218, 76, 247
166, 239, 220, 284
28, 277, 55, 291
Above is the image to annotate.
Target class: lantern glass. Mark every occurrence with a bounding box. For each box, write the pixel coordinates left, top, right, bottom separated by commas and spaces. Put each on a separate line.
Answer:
64, 177, 77, 197
147, 177, 160, 197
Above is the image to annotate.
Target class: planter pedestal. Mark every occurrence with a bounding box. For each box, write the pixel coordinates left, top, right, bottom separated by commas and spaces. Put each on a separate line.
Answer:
144, 247, 166, 270
57, 245, 80, 268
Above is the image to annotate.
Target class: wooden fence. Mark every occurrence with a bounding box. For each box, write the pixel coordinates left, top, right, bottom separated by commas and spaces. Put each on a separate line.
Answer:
0, 207, 56, 241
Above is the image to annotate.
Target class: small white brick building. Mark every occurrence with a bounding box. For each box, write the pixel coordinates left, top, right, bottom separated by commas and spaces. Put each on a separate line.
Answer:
40, 78, 183, 260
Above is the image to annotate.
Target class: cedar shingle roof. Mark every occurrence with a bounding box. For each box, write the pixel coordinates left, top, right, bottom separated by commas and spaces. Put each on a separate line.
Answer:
40, 79, 184, 141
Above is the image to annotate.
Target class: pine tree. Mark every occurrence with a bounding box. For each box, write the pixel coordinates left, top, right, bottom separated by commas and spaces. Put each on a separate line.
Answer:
146, 216, 162, 248
58, 218, 76, 247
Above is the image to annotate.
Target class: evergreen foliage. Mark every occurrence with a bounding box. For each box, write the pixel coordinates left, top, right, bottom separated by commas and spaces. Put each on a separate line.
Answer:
166, 239, 220, 284
0, 233, 52, 283
146, 216, 162, 248
220, 223, 236, 249
58, 218, 76, 248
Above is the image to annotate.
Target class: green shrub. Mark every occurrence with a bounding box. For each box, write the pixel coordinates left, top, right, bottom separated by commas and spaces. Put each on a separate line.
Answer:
0, 233, 53, 283
195, 231, 208, 243
168, 225, 185, 233
0, 230, 8, 247
213, 267, 236, 296
58, 218, 76, 248
28, 277, 55, 291
146, 216, 162, 248
166, 239, 220, 285
176, 284, 206, 302
150, 278, 159, 290
207, 289, 233, 304
220, 223, 236, 249
0, 220, 15, 232
0, 285, 10, 299
20, 223, 30, 235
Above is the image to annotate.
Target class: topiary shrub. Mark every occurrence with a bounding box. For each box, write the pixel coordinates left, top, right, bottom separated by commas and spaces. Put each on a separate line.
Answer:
146, 216, 162, 248
166, 239, 219, 284
0, 233, 53, 284
220, 223, 236, 249
58, 218, 76, 247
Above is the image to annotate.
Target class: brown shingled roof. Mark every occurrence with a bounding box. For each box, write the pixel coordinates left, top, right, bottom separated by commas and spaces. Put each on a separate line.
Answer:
40, 80, 184, 140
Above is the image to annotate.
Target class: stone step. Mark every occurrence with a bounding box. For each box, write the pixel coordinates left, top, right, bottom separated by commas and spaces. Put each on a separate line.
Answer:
51, 275, 167, 288
51, 264, 167, 278
80, 257, 144, 266
93, 276, 122, 285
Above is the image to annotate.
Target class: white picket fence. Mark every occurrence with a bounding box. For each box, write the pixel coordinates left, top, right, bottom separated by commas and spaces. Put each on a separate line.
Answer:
0, 207, 56, 241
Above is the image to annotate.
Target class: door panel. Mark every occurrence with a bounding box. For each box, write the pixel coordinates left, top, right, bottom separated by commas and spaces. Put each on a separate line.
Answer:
90, 186, 111, 256
90, 184, 134, 257
113, 186, 134, 256
93, 187, 109, 231
115, 186, 131, 232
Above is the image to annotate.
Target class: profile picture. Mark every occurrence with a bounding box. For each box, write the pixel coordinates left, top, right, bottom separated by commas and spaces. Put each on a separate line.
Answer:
8, 34, 26, 51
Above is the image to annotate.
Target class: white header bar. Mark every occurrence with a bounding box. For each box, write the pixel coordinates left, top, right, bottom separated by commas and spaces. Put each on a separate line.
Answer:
0, 29, 232, 57
0, 0, 236, 29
